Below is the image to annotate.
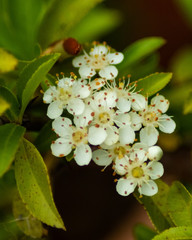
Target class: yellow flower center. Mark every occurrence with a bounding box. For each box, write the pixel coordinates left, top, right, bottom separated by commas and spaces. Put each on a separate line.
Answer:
72, 131, 84, 143
99, 112, 110, 124
59, 88, 71, 102
114, 146, 126, 159
144, 111, 157, 123
132, 167, 144, 178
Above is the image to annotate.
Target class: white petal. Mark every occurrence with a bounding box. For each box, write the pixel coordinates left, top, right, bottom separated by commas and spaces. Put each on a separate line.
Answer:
93, 90, 117, 108
51, 138, 72, 157
119, 125, 135, 145
92, 149, 113, 166
47, 101, 63, 119
114, 112, 131, 128
130, 149, 147, 163
90, 45, 108, 56
104, 126, 119, 145
148, 162, 164, 180
74, 106, 93, 127
72, 55, 87, 67
151, 95, 169, 113
79, 65, 96, 78
114, 156, 129, 175
140, 126, 159, 146
99, 66, 118, 80
43, 86, 56, 104
116, 97, 131, 112
148, 146, 163, 161
52, 117, 72, 137
74, 144, 92, 166
67, 98, 85, 115
159, 115, 176, 134
129, 111, 142, 131
72, 82, 91, 99
132, 142, 148, 151
131, 94, 147, 111
107, 52, 124, 64
88, 126, 107, 145
116, 178, 136, 196
139, 180, 158, 196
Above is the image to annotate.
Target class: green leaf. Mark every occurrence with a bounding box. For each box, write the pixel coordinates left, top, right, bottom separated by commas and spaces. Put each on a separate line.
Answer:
0, 48, 18, 73
39, 0, 103, 48
152, 226, 192, 240
0, 0, 48, 60
124, 53, 159, 81
0, 98, 10, 116
15, 138, 65, 230
34, 120, 57, 154
13, 191, 44, 238
134, 180, 173, 232
0, 123, 25, 177
167, 181, 192, 226
117, 37, 165, 73
0, 170, 16, 207
68, 7, 122, 42
184, 91, 192, 114
171, 47, 192, 84
17, 53, 60, 121
0, 86, 20, 121
174, 0, 192, 27
135, 72, 172, 97
134, 224, 156, 240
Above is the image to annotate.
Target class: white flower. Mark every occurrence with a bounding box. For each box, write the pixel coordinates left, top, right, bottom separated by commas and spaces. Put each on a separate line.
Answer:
43, 77, 91, 119
92, 142, 130, 170
138, 95, 176, 146
116, 156, 164, 197
72, 43, 124, 80
51, 117, 92, 166
107, 79, 146, 113
87, 92, 136, 146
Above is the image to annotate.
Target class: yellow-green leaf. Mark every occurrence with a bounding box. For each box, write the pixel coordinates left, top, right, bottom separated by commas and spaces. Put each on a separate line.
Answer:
15, 138, 65, 230
134, 180, 174, 232
152, 226, 192, 240
39, 0, 103, 48
0, 48, 18, 73
0, 98, 10, 116
135, 72, 172, 97
0, 123, 25, 177
117, 37, 165, 72
13, 192, 44, 238
0, 86, 20, 121
167, 181, 192, 226
17, 53, 60, 120
184, 91, 192, 114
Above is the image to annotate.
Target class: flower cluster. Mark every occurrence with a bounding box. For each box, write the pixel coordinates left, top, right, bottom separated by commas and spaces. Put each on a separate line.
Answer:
43, 42, 176, 197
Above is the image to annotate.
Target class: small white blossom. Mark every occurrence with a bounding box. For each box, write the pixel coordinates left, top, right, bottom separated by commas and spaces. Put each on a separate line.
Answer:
72, 43, 124, 80
116, 155, 164, 197
138, 95, 176, 146
43, 77, 91, 119
107, 79, 146, 113
51, 117, 92, 166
